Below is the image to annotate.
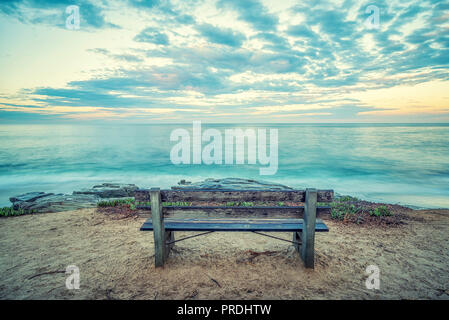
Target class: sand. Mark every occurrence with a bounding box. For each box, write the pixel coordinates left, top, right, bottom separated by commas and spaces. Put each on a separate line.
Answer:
0, 208, 448, 300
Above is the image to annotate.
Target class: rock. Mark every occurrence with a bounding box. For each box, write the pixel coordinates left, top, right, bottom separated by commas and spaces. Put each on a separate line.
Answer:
73, 183, 138, 198
10, 193, 99, 213
9, 192, 54, 203
10, 183, 139, 213
172, 178, 293, 190
9, 179, 294, 213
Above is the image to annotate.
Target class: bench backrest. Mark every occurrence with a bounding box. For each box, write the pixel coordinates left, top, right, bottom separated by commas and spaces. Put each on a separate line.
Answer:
134, 188, 334, 219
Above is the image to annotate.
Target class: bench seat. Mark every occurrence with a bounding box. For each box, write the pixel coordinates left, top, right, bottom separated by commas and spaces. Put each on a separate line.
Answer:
140, 218, 329, 232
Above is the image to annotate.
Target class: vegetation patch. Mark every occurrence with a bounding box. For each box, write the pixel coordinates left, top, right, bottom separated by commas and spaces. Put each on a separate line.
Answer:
0, 207, 30, 217
328, 196, 407, 226
97, 199, 293, 210
97, 198, 137, 219
97, 198, 135, 208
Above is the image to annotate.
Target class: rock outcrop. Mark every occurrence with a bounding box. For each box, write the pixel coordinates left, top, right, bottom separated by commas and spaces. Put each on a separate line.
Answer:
73, 183, 138, 198
9, 179, 294, 213
10, 193, 99, 213
173, 177, 293, 190
9, 183, 138, 213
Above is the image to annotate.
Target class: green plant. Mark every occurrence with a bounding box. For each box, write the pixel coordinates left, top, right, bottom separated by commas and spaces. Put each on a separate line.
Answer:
136, 201, 151, 207
330, 202, 362, 220
0, 207, 29, 217
369, 205, 392, 217
97, 198, 135, 207
240, 202, 254, 207
337, 195, 359, 202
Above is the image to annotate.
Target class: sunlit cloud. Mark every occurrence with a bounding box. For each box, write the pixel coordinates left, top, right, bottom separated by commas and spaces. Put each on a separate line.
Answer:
0, 0, 448, 122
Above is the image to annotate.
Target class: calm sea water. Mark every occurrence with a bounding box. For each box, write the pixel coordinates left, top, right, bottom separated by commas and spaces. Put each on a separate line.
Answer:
0, 123, 448, 208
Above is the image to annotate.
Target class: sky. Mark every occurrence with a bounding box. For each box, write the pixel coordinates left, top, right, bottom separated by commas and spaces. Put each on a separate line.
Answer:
0, 0, 448, 123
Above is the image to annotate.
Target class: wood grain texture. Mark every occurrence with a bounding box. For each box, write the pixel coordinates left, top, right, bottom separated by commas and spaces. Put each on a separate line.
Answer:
165, 231, 174, 258
301, 189, 317, 269
150, 188, 166, 267
140, 218, 329, 232
293, 231, 302, 253
135, 189, 334, 203
136, 205, 331, 218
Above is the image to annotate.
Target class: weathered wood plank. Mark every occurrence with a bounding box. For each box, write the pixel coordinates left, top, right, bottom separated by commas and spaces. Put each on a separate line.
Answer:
140, 218, 329, 232
150, 188, 166, 267
135, 189, 334, 202
135, 205, 331, 218
148, 217, 324, 223
293, 231, 301, 252
165, 231, 174, 258
301, 188, 317, 269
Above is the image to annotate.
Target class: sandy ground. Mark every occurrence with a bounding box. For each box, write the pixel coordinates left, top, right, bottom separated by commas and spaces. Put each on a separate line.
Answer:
0, 208, 448, 300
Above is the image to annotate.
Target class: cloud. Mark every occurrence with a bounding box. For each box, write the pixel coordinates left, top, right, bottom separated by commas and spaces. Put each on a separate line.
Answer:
196, 23, 246, 47
0, 0, 120, 29
286, 25, 318, 38
217, 0, 278, 31
127, 0, 195, 25
87, 48, 144, 62
254, 32, 291, 52
134, 27, 169, 45
1, 0, 449, 122
128, 0, 160, 9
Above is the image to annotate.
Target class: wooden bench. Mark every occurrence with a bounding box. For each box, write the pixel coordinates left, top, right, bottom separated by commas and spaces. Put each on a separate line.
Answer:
135, 188, 334, 269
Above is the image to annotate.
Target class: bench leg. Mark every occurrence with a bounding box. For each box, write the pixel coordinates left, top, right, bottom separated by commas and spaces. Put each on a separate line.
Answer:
301, 188, 317, 269
165, 231, 174, 259
293, 231, 301, 253
150, 188, 166, 267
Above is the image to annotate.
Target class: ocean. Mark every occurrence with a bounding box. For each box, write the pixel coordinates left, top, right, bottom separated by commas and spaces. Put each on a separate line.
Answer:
0, 123, 448, 208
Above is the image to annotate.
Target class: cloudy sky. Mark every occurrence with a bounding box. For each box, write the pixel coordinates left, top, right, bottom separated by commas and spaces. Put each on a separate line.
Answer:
0, 0, 448, 123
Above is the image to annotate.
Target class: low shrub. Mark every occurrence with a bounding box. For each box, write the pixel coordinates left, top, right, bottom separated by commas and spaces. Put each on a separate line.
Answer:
97, 198, 135, 207
369, 205, 392, 217
330, 202, 363, 221
0, 207, 29, 217
329, 197, 394, 224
